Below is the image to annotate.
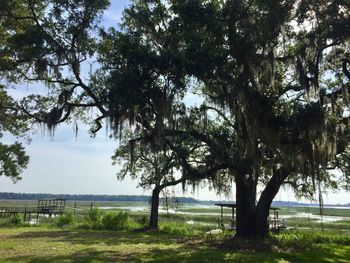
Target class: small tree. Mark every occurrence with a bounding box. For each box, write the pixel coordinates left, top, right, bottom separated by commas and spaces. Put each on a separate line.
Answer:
161, 188, 179, 215
113, 130, 183, 229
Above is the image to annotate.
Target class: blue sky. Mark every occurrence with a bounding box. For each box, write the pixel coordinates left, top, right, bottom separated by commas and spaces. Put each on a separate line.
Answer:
0, 1, 349, 204
0, 0, 218, 201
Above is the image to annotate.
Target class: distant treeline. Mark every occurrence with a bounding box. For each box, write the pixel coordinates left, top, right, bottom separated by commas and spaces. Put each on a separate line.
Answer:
0, 192, 202, 203
1, 192, 348, 207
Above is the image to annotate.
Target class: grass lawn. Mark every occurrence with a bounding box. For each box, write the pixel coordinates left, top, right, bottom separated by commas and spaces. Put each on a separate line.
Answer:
0, 226, 350, 262
1, 201, 350, 262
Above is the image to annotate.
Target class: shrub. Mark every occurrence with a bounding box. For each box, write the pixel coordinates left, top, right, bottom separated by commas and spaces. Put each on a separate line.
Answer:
138, 216, 149, 228
160, 222, 190, 235
56, 212, 75, 227
85, 208, 105, 229
0, 214, 24, 226
8, 214, 24, 226
102, 211, 131, 231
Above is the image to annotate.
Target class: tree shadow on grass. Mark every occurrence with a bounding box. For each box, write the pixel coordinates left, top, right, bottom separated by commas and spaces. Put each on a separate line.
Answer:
7, 230, 350, 262
11, 229, 186, 246
7, 244, 349, 263
202, 236, 350, 263
276, 244, 350, 263
6, 248, 130, 263
5, 246, 229, 263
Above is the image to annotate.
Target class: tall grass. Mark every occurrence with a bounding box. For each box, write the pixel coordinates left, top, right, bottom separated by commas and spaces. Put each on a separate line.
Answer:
102, 211, 133, 230
84, 208, 104, 229
274, 230, 350, 248
0, 214, 24, 226
83, 208, 136, 230
56, 211, 76, 227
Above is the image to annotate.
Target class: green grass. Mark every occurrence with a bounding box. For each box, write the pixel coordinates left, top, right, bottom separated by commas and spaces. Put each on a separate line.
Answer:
1, 200, 350, 262
2, 199, 350, 234
0, 200, 38, 209
0, 226, 350, 262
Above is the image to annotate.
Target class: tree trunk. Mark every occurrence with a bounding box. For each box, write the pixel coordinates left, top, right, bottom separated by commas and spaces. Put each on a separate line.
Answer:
235, 168, 288, 238
149, 187, 160, 229
253, 204, 270, 238
254, 168, 289, 237
148, 178, 183, 230
235, 175, 257, 237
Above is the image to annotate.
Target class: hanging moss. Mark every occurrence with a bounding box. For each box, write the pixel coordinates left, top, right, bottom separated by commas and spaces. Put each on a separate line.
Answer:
129, 139, 135, 169
44, 106, 63, 136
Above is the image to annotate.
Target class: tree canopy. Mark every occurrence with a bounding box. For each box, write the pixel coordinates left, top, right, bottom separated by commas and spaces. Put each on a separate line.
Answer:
0, 0, 110, 135
0, 86, 29, 181
1, 0, 349, 237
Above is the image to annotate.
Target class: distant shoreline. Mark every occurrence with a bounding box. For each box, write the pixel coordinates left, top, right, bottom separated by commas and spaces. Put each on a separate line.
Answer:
0, 192, 349, 207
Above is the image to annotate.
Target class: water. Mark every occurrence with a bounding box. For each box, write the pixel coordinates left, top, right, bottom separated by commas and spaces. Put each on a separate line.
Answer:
99, 206, 148, 212
98, 205, 227, 216
281, 212, 348, 223
97, 203, 350, 223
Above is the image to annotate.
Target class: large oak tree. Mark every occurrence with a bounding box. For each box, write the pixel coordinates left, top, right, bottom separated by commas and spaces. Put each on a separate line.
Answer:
102, 0, 350, 237
2, 0, 350, 238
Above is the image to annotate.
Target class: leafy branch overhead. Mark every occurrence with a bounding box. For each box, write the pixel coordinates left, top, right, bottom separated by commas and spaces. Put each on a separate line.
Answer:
0, 86, 29, 181
0, 0, 110, 133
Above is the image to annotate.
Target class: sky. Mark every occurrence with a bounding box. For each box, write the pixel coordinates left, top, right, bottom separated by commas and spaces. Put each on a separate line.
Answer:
0, 1, 349, 204
0, 0, 219, 201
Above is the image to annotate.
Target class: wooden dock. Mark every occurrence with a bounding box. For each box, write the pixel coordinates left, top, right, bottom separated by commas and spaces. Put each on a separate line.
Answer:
0, 199, 66, 223
214, 203, 287, 232
0, 207, 38, 222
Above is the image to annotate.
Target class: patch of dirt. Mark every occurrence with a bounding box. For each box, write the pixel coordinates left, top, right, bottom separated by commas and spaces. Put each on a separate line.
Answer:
132, 227, 157, 233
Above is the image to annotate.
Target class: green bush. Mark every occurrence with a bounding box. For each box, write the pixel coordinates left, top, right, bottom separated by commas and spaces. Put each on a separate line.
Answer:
0, 214, 24, 226
102, 211, 131, 230
56, 212, 75, 227
138, 216, 149, 228
8, 214, 24, 226
85, 208, 105, 229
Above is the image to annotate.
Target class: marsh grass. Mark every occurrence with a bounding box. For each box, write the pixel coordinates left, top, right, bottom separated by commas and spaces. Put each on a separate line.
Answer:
285, 217, 350, 233
278, 206, 350, 217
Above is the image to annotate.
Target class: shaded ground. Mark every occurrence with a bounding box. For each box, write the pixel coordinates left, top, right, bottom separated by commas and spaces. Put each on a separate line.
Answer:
0, 227, 350, 262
